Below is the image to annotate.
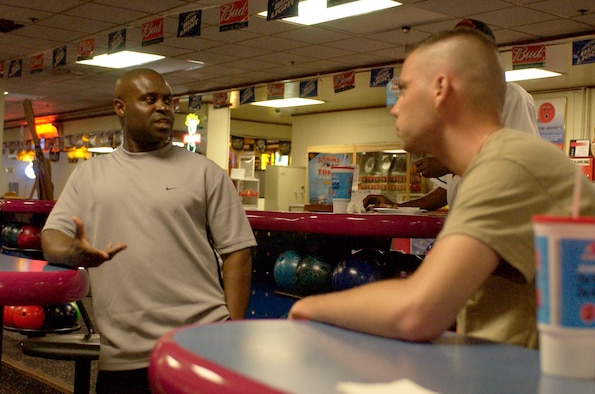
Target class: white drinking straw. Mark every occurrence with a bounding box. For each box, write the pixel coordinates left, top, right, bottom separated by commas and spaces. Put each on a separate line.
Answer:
571, 166, 583, 218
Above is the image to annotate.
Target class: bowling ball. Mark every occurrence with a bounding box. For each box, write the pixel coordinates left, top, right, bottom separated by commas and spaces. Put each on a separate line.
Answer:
17, 224, 42, 250
44, 303, 79, 329
2, 223, 21, 249
3, 305, 17, 327
13, 305, 45, 330
273, 250, 302, 293
331, 255, 382, 291
381, 251, 423, 279
295, 255, 333, 296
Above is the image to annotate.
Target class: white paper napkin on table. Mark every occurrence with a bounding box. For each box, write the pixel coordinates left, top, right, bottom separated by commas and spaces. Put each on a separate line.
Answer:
336, 379, 440, 394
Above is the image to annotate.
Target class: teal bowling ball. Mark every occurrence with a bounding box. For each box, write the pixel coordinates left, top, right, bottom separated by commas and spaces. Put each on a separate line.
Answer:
273, 250, 302, 293
295, 255, 333, 296
2, 223, 21, 249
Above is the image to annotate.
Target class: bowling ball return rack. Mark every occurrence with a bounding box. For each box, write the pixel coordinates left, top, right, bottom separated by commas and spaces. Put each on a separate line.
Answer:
18, 299, 99, 394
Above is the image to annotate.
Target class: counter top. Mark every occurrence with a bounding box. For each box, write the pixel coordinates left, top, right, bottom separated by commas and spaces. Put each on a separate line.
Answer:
246, 210, 445, 238
149, 319, 594, 394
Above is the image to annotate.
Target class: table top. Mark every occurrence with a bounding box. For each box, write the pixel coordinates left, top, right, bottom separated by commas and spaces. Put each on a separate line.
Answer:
149, 320, 595, 394
0, 253, 89, 305
245, 210, 445, 238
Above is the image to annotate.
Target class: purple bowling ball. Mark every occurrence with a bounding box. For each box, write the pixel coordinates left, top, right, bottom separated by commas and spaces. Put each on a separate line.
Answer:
331, 255, 382, 291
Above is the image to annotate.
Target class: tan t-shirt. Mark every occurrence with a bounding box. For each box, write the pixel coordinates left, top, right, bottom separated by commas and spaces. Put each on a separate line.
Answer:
438, 128, 595, 348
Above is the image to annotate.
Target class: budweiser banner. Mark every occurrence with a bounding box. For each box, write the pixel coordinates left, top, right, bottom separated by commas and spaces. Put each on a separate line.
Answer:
213, 92, 230, 108
240, 86, 255, 105
30, 54, 44, 74
267, 0, 298, 21
300, 79, 318, 98
53, 45, 67, 68
267, 83, 284, 100
8, 59, 22, 78
512, 45, 545, 70
572, 39, 595, 65
77, 38, 94, 61
370, 67, 393, 87
178, 10, 202, 37
220, 0, 249, 32
189, 95, 202, 111
108, 29, 126, 54
333, 70, 355, 93
142, 18, 164, 47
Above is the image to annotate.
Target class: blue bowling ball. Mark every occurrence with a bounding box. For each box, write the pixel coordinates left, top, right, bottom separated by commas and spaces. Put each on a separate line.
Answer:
273, 250, 302, 293
331, 255, 382, 291
295, 255, 333, 296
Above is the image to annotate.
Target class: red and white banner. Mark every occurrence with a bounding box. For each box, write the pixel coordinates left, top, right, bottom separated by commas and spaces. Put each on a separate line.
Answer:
30, 53, 44, 74
333, 70, 355, 93
267, 83, 284, 100
142, 18, 164, 47
512, 45, 546, 69
220, 0, 249, 32
77, 38, 94, 61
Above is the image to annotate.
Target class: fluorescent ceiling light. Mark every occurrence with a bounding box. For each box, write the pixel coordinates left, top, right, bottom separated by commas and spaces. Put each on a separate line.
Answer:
259, 0, 401, 25
76, 51, 165, 69
505, 68, 562, 82
251, 98, 325, 108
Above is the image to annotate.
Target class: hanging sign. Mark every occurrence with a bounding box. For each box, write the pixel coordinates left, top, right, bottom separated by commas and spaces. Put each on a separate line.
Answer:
572, 39, 595, 65
77, 39, 94, 61
53, 45, 67, 68
178, 10, 202, 37
220, 0, 249, 32
333, 70, 355, 93
370, 67, 393, 87
142, 18, 164, 47
512, 45, 546, 69
108, 29, 126, 54
266, 0, 299, 21
240, 86, 255, 105
8, 59, 22, 78
30, 54, 44, 74
300, 79, 318, 98
267, 83, 284, 100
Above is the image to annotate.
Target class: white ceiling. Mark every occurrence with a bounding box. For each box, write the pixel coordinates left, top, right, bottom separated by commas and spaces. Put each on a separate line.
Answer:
1, 0, 594, 130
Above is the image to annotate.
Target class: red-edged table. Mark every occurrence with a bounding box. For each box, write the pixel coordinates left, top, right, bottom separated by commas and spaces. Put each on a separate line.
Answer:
149, 320, 595, 394
0, 253, 89, 371
245, 210, 445, 238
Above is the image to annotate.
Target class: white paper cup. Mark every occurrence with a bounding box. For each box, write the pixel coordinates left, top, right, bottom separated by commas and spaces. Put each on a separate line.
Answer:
332, 198, 349, 213
533, 215, 595, 379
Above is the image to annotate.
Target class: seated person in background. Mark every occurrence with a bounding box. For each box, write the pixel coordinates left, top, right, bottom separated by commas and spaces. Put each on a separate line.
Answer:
364, 19, 539, 212
289, 29, 595, 349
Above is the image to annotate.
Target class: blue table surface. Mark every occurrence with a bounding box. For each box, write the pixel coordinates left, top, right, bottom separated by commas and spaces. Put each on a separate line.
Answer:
171, 320, 595, 394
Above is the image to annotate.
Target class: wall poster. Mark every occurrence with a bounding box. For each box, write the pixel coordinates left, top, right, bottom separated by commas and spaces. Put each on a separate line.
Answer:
534, 97, 567, 150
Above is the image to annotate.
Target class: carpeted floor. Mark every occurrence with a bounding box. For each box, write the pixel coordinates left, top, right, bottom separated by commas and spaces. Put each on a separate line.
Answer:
1, 297, 98, 394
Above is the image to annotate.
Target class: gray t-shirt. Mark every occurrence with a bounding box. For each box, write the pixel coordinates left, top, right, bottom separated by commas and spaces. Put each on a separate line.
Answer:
43, 144, 256, 370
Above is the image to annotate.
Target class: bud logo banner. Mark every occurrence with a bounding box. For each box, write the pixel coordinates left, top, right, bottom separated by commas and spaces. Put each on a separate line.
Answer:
142, 18, 164, 46
512, 45, 546, 69
220, 0, 249, 32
